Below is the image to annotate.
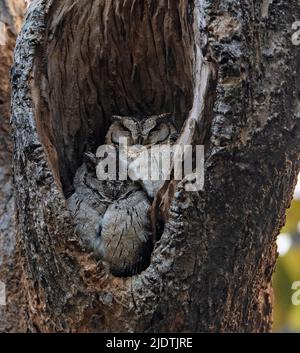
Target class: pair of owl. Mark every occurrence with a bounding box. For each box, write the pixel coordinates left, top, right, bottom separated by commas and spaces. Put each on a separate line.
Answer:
68, 114, 177, 277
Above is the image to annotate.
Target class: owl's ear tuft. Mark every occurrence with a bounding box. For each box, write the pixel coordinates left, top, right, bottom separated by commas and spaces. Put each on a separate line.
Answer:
84, 152, 98, 170
111, 115, 124, 123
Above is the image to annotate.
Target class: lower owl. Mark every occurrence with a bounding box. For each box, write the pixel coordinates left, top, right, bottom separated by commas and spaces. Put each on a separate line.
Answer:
67, 161, 153, 277
67, 113, 177, 276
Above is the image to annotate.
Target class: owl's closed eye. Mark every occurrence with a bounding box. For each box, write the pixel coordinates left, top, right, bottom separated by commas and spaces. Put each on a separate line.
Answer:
144, 122, 172, 145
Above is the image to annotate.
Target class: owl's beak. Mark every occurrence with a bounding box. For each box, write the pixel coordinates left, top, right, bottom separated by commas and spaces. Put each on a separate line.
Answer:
137, 136, 144, 145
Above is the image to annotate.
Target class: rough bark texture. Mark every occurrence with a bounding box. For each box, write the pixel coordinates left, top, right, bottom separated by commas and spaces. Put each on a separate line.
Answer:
0, 0, 26, 332
9, 0, 300, 332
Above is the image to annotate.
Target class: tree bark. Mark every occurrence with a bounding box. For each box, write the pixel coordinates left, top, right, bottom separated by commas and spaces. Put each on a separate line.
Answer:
10, 0, 300, 332
0, 0, 27, 332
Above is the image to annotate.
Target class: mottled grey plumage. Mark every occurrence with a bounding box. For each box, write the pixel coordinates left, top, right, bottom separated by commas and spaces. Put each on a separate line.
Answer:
68, 114, 177, 276
67, 163, 152, 276
108, 114, 178, 198
99, 191, 152, 276
106, 113, 177, 147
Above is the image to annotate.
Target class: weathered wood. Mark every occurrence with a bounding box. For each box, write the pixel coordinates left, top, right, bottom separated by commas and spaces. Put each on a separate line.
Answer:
0, 0, 26, 332
10, 0, 300, 332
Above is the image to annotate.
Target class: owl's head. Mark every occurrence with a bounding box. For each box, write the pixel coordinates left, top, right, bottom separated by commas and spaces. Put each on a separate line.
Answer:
105, 114, 177, 146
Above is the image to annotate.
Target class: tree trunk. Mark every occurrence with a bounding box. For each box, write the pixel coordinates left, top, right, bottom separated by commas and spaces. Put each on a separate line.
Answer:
0, 0, 26, 332
10, 0, 300, 332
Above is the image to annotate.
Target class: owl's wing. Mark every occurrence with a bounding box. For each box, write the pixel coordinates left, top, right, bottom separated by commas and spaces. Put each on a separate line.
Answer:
67, 182, 109, 250
128, 147, 172, 199
109, 239, 153, 277
97, 191, 153, 276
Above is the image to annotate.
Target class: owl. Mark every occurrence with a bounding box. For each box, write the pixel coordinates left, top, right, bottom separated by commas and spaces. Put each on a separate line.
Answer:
106, 114, 178, 198
68, 114, 178, 277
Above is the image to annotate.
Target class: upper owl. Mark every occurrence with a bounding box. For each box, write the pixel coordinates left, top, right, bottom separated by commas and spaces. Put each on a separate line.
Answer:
105, 113, 178, 147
